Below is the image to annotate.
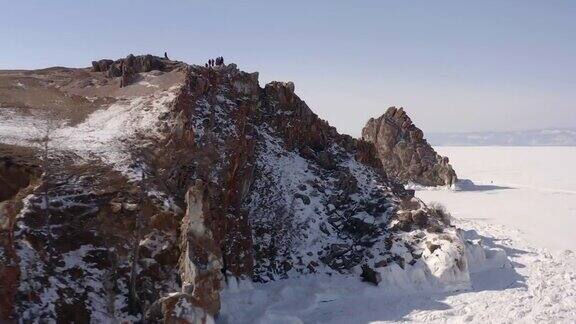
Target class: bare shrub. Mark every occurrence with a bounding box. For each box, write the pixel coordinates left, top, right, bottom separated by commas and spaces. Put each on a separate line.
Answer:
427, 202, 452, 226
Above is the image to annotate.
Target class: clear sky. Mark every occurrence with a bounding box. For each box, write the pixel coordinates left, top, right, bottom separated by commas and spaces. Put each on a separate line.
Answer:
2, 0, 575, 136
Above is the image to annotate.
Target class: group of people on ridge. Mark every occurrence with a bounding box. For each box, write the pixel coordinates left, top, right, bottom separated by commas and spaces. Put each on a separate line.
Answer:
206, 56, 224, 67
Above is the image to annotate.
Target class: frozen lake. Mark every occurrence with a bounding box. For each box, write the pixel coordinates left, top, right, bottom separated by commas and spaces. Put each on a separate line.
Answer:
419, 146, 576, 252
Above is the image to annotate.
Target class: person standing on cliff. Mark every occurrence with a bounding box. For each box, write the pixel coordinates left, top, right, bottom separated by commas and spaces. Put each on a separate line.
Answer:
164, 52, 169, 60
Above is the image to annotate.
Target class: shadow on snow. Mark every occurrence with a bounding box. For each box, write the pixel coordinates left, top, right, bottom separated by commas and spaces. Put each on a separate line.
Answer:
454, 178, 514, 192
349, 229, 528, 323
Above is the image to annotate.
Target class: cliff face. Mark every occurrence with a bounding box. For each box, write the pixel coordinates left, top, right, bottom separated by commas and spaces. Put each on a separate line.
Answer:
0, 55, 470, 323
362, 107, 457, 186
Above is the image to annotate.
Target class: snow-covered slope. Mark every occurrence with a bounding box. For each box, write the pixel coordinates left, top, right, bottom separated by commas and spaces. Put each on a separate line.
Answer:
218, 146, 576, 323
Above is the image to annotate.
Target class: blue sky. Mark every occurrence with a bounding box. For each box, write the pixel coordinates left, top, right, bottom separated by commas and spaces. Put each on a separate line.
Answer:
2, 0, 575, 136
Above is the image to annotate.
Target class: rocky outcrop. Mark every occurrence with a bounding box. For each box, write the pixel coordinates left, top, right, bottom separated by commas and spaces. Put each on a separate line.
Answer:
362, 107, 457, 186
0, 57, 469, 322
178, 180, 223, 315
92, 54, 185, 87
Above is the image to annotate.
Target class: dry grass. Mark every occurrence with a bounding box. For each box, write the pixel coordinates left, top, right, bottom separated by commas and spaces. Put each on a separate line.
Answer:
427, 202, 452, 225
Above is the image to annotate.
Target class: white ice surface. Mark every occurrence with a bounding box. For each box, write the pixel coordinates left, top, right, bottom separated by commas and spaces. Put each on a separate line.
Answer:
219, 146, 576, 323
423, 146, 576, 251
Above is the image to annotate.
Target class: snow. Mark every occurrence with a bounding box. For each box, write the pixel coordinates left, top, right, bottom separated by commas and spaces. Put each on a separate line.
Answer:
172, 296, 215, 324
0, 84, 179, 181
0, 108, 42, 145
421, 146, 576, 251
55, 86, 178, 178
219, 146, 576, 323
137, 80, 160, 88
140, 230, 175, 258
248, 130, 441, 281
247, 129, 334, 278
405, 146, 576, 322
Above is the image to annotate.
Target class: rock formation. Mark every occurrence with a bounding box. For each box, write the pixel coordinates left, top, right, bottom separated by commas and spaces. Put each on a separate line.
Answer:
0, 55, 472, 322
178, 180, 223, 315
362, 107, 457, 186
92, 54, 185, 87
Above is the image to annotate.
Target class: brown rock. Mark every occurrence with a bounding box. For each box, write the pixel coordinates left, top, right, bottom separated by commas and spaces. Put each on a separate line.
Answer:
411, 209, 428, 227
426, 241, 441, 253
360, 264, 381, 285
178, 180, 223, 315
374, 259, 388, 268
91, 59, 114, 72
91, 54, 179, 87
107, 64, 121, 78
110, 202, 122, 213
393, 210, 414, 231
362, 107, 457, 186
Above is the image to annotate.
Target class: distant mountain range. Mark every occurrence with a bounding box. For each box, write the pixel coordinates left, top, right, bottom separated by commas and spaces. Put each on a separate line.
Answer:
427, 128, 576, 146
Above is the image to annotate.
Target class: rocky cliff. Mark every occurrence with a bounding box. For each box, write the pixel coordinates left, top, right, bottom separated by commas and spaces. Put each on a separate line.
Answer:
363, 107, 457, 186
0, 55, 474, 323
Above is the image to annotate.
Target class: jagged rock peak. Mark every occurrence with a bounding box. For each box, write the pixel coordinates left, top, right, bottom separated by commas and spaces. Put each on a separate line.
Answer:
362, 106, 457, 186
